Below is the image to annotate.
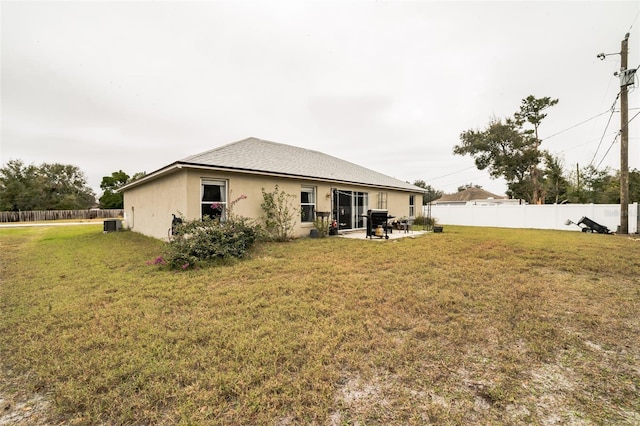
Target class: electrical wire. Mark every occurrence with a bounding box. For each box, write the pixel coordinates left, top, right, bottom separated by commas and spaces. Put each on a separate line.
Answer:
593, 111, 640, 170
595, 133, 619, 170
542, 110, 610, 141
628, 8, 640, 32
624, 111, 640, 130
588, 92, 620, 167
425, 166, 477, 182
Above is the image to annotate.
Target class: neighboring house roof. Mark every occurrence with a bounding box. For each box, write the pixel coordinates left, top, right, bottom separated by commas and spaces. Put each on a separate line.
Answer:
432, 187, 506, 203
122, 137, 423, 192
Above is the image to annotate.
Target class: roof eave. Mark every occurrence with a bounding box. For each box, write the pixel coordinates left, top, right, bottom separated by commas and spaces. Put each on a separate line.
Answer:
119, 162, 183, 192
162, 161, 423, 193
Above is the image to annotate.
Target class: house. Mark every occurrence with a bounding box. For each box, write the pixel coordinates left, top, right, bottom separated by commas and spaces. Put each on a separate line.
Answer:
431, 187, 524, 206
121, 137, 424, 239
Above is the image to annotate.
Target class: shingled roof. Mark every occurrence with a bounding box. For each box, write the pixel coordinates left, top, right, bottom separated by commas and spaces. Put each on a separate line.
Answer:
433, 187, 505, 202
175, 137, 421, 191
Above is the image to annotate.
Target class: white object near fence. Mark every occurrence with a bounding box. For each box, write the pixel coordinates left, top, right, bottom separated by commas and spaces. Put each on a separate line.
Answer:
426, 203, 639, 234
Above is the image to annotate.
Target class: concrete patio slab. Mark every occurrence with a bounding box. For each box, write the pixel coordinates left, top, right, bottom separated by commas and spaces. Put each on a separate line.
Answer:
339, 230, 427, 240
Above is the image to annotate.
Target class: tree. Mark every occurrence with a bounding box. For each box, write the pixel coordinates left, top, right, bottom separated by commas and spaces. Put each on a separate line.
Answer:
98, 170, 147, 208
514, 96, 559, 204
541, 153, 570, 204
454, 117, 539, 202
0, 160, 95, 211
412, 180, 444, 203
568, 165, 618, 204
39, 163, 96, 209
630, 169, 640, 203
99, 170, 130, 209
0, 160, 41, 211
457, 183, 483, 192
454, 95, 558, 204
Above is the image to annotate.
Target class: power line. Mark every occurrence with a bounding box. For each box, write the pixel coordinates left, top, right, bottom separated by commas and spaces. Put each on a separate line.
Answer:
628, 8, 640, 32
426, 166, 476, 182
588, 92, 620, 167
542, 109, 610, 141
595, 133, 620, 170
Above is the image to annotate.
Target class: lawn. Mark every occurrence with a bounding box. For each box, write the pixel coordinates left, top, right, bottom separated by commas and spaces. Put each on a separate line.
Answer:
1, 225, 639, 424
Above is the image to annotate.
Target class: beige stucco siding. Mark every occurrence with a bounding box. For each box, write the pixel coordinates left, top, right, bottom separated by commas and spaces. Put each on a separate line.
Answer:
124, 167, 423, 240
185, 170, 335, 237
123, 170, 187, 239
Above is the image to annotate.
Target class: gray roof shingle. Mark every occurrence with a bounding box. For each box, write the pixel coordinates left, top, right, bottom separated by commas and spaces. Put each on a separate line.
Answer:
180, 137, 422, 192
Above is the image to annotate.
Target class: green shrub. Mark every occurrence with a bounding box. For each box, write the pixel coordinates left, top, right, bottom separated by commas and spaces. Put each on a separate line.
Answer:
313, 215, 330, 237
259, 185, 298, 241
165, 216, 257, 269
413, 214, 437, 227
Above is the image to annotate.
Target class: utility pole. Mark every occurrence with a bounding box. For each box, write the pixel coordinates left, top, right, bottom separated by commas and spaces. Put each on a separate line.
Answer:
620, 33, 629, 235
598, 33, 636, 234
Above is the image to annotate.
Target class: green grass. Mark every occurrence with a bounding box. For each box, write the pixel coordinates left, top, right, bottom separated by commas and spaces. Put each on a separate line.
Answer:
1, 225, 639, 424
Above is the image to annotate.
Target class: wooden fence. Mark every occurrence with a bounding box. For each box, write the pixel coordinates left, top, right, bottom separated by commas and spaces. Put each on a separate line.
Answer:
0, 209, 124, 223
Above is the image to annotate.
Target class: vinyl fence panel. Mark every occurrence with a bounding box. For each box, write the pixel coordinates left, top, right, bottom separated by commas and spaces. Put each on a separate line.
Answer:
426, 203, 638, 234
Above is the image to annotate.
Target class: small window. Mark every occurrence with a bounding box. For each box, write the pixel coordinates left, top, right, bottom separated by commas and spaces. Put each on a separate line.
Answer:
377, 192, 388, 209
202, 180, 227, 219
301, 186, 316, 223
409, 195, 415, 217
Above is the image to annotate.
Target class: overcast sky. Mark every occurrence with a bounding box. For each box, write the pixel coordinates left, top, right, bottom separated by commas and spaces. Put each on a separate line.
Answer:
2, 1, 639, 197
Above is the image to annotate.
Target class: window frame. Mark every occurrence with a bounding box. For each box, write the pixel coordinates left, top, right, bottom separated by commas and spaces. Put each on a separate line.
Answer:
201, 179, 228, 220
300, 185, 316, 223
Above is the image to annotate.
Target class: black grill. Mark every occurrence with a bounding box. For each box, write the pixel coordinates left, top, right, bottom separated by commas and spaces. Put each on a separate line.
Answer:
366, 209, 391, 239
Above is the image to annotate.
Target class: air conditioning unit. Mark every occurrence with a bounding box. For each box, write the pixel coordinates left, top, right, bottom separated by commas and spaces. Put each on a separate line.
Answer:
103, 219, 122, 232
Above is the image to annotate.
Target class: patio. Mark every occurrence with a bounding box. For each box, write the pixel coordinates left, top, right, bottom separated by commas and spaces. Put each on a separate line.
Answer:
339, 229, 428, 240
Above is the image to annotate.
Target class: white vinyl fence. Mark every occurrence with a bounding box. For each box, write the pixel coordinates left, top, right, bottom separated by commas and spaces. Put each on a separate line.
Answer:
426, 203, 639, 234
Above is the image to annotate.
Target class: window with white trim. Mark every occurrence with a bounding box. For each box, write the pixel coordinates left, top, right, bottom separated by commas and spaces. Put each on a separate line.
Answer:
201, 179, 227, 220
409, 195, 415, 217
301, 186, 316, 223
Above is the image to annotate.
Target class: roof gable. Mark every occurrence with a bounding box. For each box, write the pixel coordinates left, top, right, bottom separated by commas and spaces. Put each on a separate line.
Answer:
434, 187, 505, 202
179, 137, 421, 191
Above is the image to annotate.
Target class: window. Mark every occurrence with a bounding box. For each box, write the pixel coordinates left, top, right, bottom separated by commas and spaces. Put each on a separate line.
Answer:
377, 192, 388, 209
201, 180, 227, 219
409, 195, 415, 217
301, 186, 316, 223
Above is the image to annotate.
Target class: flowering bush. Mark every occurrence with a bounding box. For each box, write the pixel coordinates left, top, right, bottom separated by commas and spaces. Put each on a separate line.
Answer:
160, 195, 258, 270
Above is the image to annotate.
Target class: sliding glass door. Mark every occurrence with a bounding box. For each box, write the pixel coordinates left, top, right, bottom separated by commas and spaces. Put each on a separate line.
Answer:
332, 189, 368, 230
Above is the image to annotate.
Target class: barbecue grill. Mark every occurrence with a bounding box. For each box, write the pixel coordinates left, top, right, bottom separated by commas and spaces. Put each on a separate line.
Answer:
366, 209, 392, 239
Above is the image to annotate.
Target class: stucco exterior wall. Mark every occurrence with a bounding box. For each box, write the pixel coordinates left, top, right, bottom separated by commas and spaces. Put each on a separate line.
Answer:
124, 167, 423, 240
122, 170, 187, 239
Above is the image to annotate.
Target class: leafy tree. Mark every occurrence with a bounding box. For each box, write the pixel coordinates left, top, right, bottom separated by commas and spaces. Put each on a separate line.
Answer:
630, 169, 640, 203
98, 170, 147, 208
39, 163, 96, 209
541, 153, 570, 204
454, 117, 539, 202
456, 183, 483, 192
0, 160, 41, 211
129, 171, 147, 182
413, 180, 444, 203
568, 165, 618, 204
0, 160, 95, 210
99, 170, 130, 209
454, 96, 558, 204
514, 96, 559, 203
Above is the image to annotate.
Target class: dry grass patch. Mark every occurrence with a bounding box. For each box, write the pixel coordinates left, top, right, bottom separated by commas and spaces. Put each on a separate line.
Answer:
1, 225, 639, 424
